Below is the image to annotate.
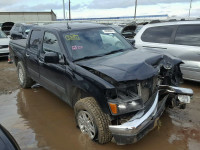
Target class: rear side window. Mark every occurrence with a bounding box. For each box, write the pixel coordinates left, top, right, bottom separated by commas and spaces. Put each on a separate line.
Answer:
29, 30, 42, 52
175, 25, 200, 47
141, 26, 174, 44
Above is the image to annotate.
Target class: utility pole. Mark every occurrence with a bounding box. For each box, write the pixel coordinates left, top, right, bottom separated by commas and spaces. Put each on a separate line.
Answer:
63, 0, 66, 20
69, 0, 71, 20
188, 0, 192, 19
134, 0, 138, 20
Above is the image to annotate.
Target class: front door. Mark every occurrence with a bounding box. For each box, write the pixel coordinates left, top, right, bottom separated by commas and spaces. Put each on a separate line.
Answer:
38, 31, 67, 99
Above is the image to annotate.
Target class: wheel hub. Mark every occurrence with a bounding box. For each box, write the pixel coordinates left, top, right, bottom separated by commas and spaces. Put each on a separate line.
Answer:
18, 67, 24, 84
77, 110, 96, 139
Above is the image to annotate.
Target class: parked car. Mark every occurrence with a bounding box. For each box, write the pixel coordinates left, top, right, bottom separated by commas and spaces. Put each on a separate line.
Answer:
134, 21, 200, 82
9, 23, 193, 145
134, 25, 143, 34
0, 124, 20, 150
1, 22, 14, 36
109, 24, 136, 45
0, 30, 10, 57
10, 23, 35, 40
110, 23, 136, 39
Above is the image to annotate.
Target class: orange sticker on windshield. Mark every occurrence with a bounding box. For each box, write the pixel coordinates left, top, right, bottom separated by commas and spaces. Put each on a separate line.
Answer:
65, 35, 80, 40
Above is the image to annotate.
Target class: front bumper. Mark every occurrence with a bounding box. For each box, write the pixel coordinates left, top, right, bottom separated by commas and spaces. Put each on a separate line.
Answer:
0, 48, 9, 57
109, 86, 193, 145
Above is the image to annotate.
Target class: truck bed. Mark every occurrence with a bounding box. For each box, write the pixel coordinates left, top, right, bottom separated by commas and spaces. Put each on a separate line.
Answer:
10, 39, 26, 48
9, 39, 27, 64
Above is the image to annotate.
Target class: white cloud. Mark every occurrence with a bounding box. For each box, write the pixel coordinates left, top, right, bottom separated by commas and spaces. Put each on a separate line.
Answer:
0, 0, 199, 19
60, 2, 200, 19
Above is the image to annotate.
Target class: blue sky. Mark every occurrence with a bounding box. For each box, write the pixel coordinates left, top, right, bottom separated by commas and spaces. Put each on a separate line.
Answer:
0, 0, 200, 19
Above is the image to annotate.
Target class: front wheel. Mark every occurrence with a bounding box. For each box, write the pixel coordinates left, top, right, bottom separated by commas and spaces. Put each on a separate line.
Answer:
17, 61, 34, 88
74, 97, 112, 144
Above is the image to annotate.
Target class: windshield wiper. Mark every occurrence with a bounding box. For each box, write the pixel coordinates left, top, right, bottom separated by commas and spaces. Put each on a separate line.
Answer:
73, 55, 102, 62
103, 49, 125, 56
73, 49, 127, 62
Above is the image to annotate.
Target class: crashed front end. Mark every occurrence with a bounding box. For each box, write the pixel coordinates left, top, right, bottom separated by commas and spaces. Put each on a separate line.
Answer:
77, 49, 193, 145
105, 68, 193, 145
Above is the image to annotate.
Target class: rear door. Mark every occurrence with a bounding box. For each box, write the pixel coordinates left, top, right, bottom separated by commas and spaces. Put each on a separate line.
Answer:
164, 24, 200, 81
26, 29, 43, 82
136, 25, 177, 51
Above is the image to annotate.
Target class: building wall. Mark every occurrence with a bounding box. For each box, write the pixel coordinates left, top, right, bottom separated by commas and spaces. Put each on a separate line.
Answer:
0, 11, 56, 23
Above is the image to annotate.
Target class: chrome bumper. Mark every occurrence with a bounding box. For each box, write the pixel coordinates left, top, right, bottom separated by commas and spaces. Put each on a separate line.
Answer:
109, 92, 158, 136
109, 86, 193, 145
159, 85, 193, 96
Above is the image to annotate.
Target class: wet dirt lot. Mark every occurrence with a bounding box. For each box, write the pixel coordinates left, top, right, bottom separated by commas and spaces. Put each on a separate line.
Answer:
0, 58, 200, 150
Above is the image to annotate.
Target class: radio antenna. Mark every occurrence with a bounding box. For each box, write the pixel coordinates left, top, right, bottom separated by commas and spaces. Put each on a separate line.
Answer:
63, 0, 71, 29
66, 18, 71, 29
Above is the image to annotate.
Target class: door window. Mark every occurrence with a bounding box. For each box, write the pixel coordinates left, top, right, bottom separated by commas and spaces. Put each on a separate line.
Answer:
141, 26, 174, 44
42, 32, 61, 54
29, 30, 42, 52
174, 25, 200, 47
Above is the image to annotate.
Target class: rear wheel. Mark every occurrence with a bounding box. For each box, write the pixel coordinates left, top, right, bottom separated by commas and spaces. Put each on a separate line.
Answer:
74, 97, 112, 144
17, 61, 34, 88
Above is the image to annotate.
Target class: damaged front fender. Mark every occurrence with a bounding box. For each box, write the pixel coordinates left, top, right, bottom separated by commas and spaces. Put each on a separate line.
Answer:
109, 86, 193, 145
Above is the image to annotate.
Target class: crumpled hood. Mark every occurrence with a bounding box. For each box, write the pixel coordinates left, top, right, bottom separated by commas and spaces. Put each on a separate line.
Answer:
76, 49, 182, 82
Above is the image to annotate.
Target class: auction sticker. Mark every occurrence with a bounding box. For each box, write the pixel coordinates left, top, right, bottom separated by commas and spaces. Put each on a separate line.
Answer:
65, 35, 80, 40
72, 45, 83, 50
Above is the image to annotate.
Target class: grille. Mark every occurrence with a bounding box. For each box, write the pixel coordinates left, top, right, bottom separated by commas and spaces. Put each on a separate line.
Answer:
138, 77, 158, 103
0, 45, 8, 49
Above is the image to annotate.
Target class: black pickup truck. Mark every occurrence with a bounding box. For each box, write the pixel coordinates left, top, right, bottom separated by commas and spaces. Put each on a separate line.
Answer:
9, 23, 193, 145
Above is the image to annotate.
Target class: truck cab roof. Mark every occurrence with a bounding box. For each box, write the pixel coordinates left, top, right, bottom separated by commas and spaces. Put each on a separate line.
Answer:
33, 23, 108, 32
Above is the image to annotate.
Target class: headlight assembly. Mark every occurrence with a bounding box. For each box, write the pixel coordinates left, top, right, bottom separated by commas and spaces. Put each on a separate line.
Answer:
108, 92, 144, 115
163, 62, 173, 70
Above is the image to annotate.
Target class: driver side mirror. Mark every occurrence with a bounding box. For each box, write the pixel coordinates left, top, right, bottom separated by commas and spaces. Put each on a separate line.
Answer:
44, 52, 59, 64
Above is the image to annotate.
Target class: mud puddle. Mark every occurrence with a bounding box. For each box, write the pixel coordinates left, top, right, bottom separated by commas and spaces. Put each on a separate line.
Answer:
0, 59, 19, 94
0, 87, 200, 150
0, 59, 200, 150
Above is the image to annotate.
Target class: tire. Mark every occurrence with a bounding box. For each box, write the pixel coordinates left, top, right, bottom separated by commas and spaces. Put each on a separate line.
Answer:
17, 61, 34, 88
74, 97, 112, 144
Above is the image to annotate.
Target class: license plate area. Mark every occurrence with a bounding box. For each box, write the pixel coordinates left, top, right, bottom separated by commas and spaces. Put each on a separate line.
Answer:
178, 95, 191, 103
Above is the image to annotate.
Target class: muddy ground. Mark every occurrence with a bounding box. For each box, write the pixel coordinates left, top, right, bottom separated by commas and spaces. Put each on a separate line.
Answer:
0, 58, 200, 150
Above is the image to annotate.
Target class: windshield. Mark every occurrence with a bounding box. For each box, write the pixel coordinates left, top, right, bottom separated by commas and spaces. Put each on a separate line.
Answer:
0, 30, 7, 38
63, 28, 133, 61
24, 25, 33, 34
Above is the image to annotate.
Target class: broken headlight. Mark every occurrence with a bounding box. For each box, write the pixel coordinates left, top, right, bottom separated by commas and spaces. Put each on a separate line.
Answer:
163, 62, 173, 70
107, 90, 143, 115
